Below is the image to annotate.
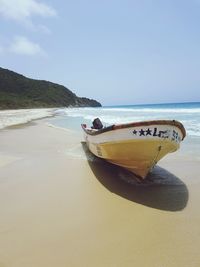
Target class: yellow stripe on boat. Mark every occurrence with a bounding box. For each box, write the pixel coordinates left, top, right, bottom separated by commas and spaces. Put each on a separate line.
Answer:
81, 120, 186, 179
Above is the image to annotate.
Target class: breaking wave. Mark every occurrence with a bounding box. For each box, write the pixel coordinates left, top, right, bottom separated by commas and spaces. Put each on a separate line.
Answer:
0, 108, 55, 129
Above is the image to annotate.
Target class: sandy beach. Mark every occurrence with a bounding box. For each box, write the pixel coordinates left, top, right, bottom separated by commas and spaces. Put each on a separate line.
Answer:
0, 119, 200, 267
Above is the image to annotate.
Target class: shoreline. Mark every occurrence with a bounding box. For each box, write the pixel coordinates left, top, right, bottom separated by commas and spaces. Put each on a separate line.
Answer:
0, 118, 200, 267
0, 108, 57, 130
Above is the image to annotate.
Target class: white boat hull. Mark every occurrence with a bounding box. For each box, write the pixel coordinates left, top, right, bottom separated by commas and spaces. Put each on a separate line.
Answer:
82, 120, 186, 178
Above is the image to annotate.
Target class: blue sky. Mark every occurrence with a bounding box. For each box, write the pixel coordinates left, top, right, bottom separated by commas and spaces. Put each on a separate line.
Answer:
0, 0, 200, 106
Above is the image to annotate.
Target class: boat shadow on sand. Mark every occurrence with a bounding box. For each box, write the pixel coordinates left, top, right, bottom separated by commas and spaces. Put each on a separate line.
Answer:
81, 142, 188, 211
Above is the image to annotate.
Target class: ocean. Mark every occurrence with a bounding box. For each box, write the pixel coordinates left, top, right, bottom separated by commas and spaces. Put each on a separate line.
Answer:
49, 102, 200, 160
51, 102, 200, 138
0, 102, 200, 159
0, 108, 54, 129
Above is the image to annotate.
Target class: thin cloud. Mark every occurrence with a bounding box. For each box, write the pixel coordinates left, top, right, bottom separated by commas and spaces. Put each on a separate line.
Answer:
10, 36, 45, 56
0, 1, 56, 54
38, 24, 52, 34
0, 0, 57, 22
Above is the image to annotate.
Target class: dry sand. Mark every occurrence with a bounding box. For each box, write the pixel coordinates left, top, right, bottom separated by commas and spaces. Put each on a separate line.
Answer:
0, 120, 200, 267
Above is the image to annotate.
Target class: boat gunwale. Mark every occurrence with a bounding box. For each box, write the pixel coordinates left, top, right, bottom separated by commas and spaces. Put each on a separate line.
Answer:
81, 120, 186, 140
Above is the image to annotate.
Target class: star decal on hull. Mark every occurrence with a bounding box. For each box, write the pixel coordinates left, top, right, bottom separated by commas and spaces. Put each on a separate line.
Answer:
146, 128, 152, 135
132, 127, 170, 139
139, 129, 145, 136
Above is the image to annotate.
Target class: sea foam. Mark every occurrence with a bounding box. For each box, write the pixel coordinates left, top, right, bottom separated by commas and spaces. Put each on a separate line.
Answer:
54, 103, 200, 137
0, 108, 55, 129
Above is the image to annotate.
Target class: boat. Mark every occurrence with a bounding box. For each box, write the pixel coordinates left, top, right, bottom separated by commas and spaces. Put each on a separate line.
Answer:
81, 119, 186, 179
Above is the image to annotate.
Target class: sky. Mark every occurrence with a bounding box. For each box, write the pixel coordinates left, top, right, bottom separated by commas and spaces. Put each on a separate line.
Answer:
0, 0, 200, 106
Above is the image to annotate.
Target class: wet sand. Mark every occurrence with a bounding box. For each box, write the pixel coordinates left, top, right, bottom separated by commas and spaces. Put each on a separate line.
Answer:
0, 120, 200, 267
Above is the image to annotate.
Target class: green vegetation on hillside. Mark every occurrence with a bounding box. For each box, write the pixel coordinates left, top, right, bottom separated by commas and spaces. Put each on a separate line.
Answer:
0, 67, 101, 109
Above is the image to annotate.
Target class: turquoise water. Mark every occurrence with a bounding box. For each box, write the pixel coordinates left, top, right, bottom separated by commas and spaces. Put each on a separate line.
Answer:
49, 102, 200, 161
51, 102, 200, 138
0, 103, 199, 160
106, 102, 200, 110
